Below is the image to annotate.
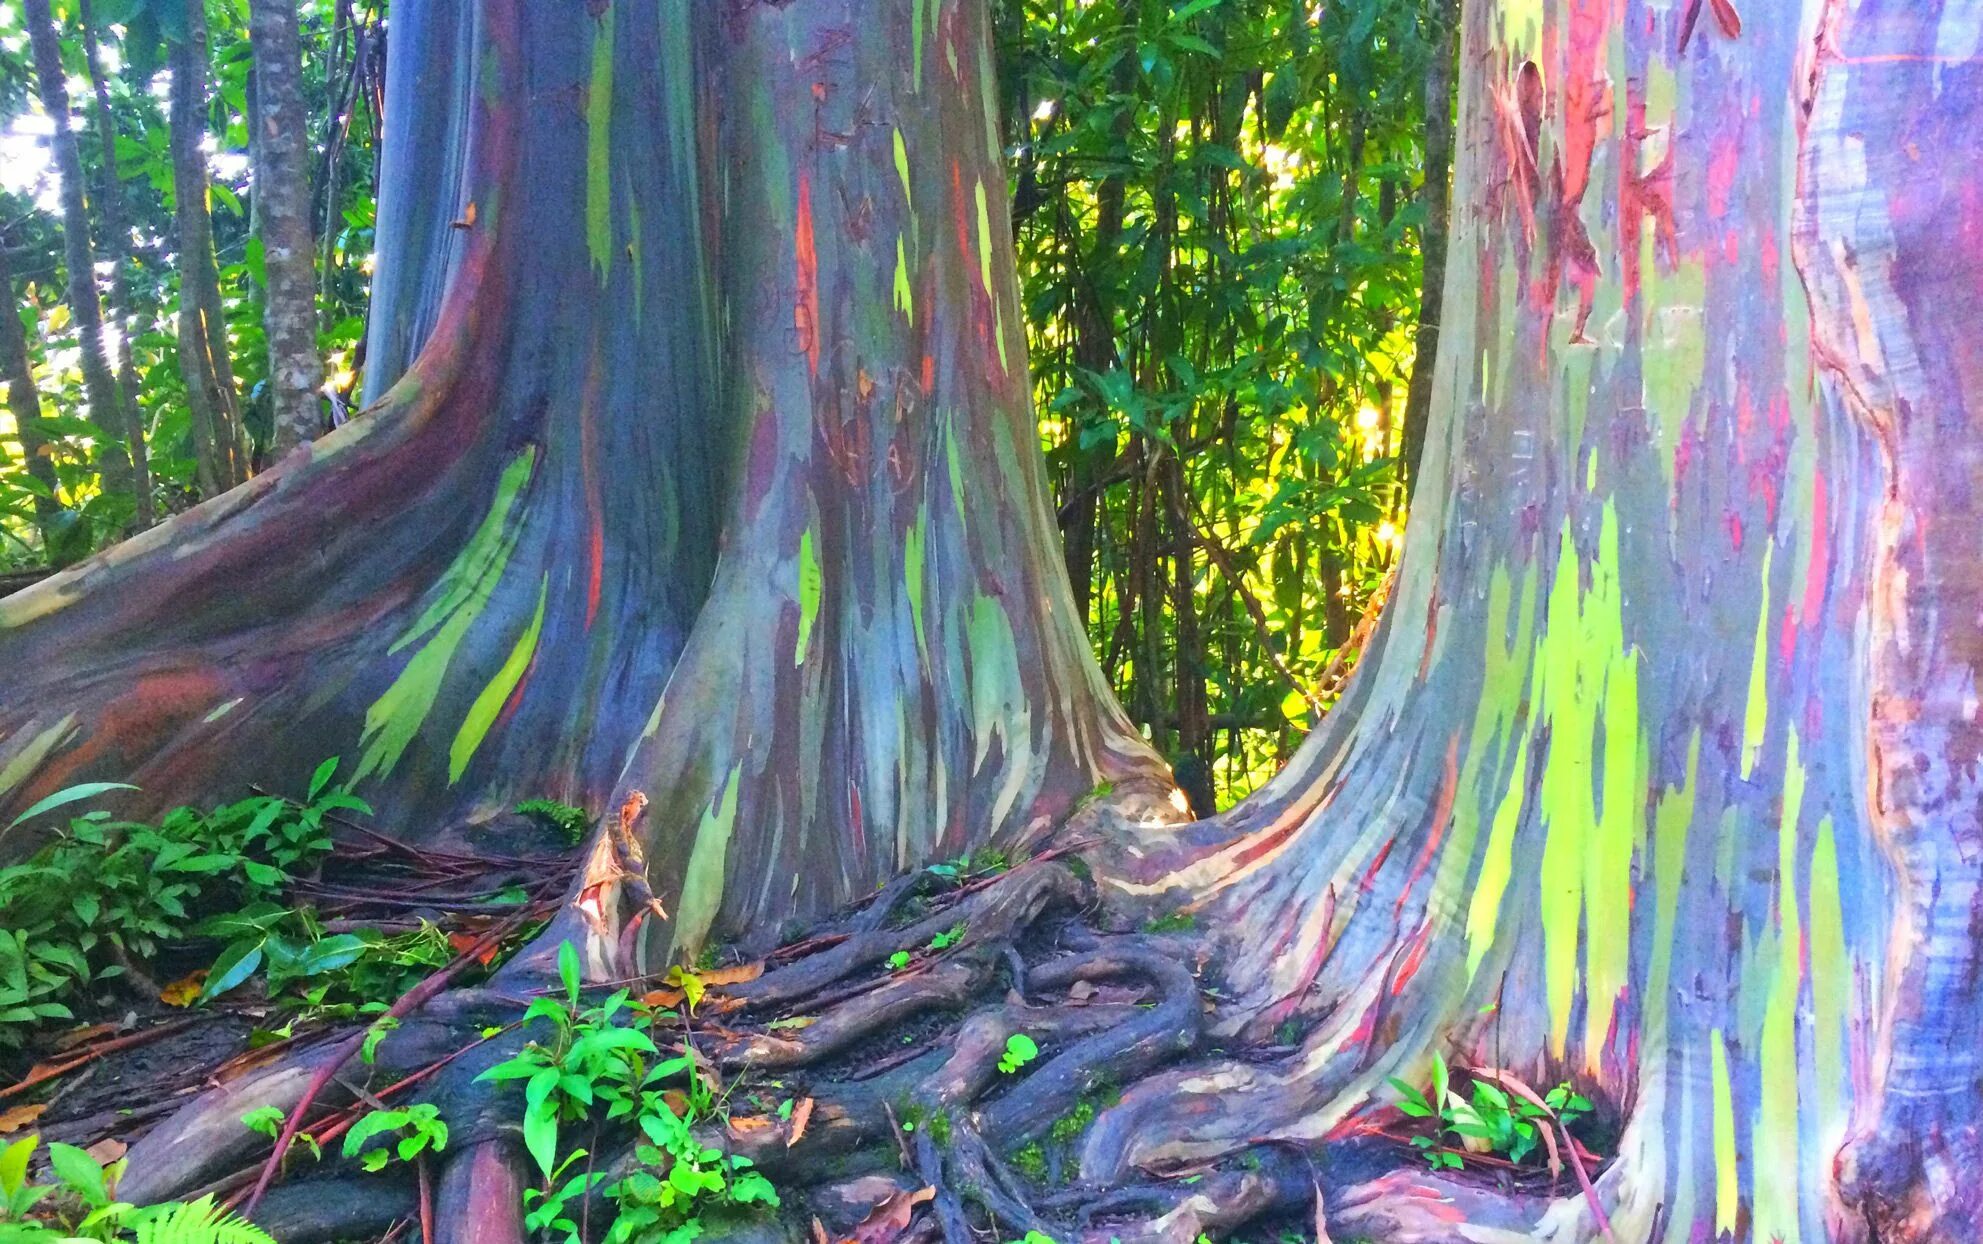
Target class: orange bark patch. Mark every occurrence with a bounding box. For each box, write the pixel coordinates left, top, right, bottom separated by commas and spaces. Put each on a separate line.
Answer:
796, 174, 821, 376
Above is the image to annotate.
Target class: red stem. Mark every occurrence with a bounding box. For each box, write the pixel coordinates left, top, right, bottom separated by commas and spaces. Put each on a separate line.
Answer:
239, 913, 529, 1217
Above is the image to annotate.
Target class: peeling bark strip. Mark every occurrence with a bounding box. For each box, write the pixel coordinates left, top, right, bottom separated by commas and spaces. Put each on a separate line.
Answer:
5, 1, 1983, 1238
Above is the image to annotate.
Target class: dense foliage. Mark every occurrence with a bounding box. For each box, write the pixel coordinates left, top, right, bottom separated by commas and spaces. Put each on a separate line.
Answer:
0, 0, 1450, 807
0, 0, 381, 564
1001, 0, 1452, 803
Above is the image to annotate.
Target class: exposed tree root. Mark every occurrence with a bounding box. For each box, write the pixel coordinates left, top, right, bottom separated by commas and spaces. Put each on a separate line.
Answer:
83, 848, 1652, 1244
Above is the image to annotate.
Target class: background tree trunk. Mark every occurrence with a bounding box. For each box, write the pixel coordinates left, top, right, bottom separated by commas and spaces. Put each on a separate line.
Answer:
169, 0, 249, 492
0, 240, 62, 545
1398, 0, 1457, 494
250, 0, 325, 458
77, 0, 154, 529
22, 0, 135, 507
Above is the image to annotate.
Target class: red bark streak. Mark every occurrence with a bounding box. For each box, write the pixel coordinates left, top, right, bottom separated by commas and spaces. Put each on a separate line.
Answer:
795, 173, 820, 377
1802, 471, 1831, 626
1390, 923, 1435, 995
1709, 0, 1743, 39
1395, 738, 1461, 918
495, 652, 539, 732
1358, 837, 1398, 893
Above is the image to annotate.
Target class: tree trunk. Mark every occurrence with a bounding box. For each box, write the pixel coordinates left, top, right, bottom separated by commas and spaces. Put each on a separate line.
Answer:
0, 239, 62, 544
22, 0, 135, 507
169, 0, 250, 493
250, 0, 323, 459
77, 0, 155, 529
9, 2, 1983, 1241
0, 0, 1173, 954
1399, 0, 1457, 494
1072, 1, 1983, 1239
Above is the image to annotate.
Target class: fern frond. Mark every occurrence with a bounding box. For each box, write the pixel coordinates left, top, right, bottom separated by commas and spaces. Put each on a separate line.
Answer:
131, 1195, 277, 1244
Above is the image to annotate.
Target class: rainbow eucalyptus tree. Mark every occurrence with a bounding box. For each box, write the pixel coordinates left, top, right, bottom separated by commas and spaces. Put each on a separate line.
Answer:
1, 0, 1979, 1241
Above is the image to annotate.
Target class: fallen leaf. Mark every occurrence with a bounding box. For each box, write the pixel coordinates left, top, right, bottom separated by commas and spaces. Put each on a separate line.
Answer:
0, 1104, 46, 1134
699, 962, 764, 988
1708, 0, 1742, 37
787, 1096, 815, 1147
642, 988, 685, 1009
810, 1218, 831, 1244
846, 1186, 935, 1244
446, 932, 501, 966
729, 1115, 775, 1134
53, 1023, 118, 1052
85, 1138, 126, 1165
767, 1015, 816, 1031
159, 971, 208, 1007
664, 966, 706, 1011
1313, 1178, 1335, 1244
1067, 980, 1097, 1002
662, 1089, 691, 1117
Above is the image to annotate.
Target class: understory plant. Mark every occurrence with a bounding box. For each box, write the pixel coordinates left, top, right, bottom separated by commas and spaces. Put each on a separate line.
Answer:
0, 763, 362, 1046
1387, 1053, 1592, 1171
514, 799, 594, 845
0, 1134, 276, 1243
477, 943, 777, 1243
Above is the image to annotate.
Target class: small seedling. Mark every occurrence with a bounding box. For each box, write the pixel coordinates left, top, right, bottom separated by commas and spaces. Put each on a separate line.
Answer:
342, 1103, 449, 1172
998, 1033, 1039, 1074
1388, 1053, 1593, 1171
888, 949, 912, 971
242, 1104, 322, 1161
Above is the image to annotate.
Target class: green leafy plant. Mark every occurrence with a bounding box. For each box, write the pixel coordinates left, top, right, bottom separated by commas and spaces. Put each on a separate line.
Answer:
514, 799, 593, 845
0, 1134, 276, 1244
0, 767, 360, 1046
196, 903, 367, 1003
926, 923, 964, 952
1143, 909, 1196, 934
477, 943, 777, 1243
1387, 1054, 1592, 1170
998, 1033, 1040, 1075
924, 849, 1007, 881
240, 1106, 321, 1163
341, 1103, 449, 1172
887, 950, 912, 971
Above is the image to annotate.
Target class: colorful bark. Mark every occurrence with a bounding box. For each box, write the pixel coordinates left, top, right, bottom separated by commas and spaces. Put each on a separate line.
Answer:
1083, 1, 1982, 1239
4, 2, 1982, 1238
0, 0, 1168, 959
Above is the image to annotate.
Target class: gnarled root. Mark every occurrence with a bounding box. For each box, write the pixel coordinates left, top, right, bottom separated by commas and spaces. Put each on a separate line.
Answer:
91, 851, 1628, 1243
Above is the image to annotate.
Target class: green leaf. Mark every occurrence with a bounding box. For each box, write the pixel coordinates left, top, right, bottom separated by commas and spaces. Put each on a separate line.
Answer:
200, 940, 265, 1002
48, 1142, 107, 1206
0, 1136, 37, 1199
523, 1100, 560, 1179
558, 941, 581, 1005
307, 757, 340, 801
291, 935, 367, 977
4, 783, 139, 832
